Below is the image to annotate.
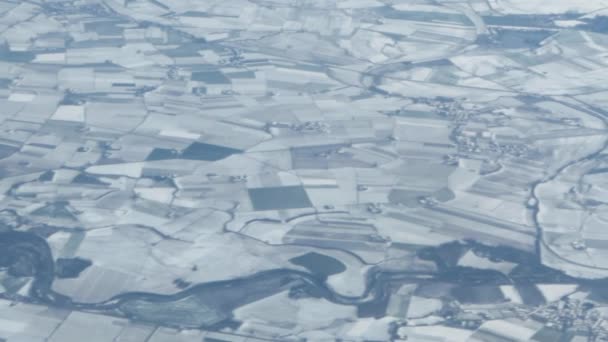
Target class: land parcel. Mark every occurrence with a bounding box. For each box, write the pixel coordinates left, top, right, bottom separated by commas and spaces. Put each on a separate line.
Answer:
248, 186, 313, 211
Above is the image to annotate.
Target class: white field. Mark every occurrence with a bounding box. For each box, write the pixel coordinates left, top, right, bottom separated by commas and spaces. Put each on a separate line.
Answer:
489, 0, 608, 14
51, 105, 85, 122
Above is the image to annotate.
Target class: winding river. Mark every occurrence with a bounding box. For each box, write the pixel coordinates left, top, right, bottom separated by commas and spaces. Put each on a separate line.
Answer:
3, 228, 607, 330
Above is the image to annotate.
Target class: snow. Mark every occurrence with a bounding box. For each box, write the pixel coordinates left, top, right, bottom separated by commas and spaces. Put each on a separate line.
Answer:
8, 92, 36, 102
86, 162, 144, 178
51, 105, 85, 122
537, 284, 579, 302
500, 285, 523, 304
489, 0, 608, 14
159, 129, 201, 140
34, 52, 66, 63
479, 320, 537, 341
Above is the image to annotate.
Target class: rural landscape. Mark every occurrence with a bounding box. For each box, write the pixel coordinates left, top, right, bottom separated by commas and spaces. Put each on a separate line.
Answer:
1, 0, 608, 341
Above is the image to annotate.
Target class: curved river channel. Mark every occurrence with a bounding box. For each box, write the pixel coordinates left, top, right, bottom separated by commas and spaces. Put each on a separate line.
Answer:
1, 229, 607, 329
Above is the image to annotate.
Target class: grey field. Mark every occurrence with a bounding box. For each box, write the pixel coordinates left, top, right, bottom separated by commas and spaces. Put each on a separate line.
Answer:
1, 0, 608, 341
